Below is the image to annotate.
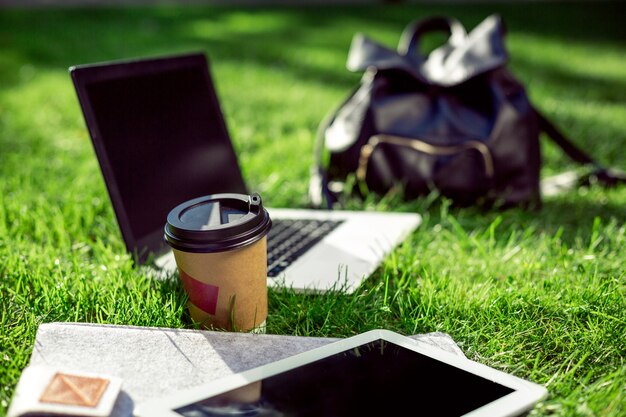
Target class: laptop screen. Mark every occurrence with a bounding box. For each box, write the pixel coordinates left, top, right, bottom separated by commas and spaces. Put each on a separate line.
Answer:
71, 54, 247, 262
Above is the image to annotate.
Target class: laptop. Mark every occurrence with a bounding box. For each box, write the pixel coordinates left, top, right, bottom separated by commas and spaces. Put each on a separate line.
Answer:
69, 52, 421, 293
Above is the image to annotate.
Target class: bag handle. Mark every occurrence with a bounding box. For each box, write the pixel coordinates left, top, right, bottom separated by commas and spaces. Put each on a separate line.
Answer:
356, 134, 495, 182
398, 16, 467, 57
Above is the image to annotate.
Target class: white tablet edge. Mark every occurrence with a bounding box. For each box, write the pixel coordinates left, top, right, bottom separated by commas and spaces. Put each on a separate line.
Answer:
136, 329, 547, 417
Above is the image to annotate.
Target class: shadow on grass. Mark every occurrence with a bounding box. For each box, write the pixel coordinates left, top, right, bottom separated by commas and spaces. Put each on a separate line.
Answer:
536, 196, 626, 243
512, 57, 626, 105
1, 3, 625, 83
1, 3, 624, 143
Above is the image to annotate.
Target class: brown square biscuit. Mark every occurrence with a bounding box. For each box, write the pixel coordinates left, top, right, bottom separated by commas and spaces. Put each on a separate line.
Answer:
39, 372, 110, 407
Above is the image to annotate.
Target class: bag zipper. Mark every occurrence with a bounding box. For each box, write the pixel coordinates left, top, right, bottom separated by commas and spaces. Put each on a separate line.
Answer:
356, 134, 495, 181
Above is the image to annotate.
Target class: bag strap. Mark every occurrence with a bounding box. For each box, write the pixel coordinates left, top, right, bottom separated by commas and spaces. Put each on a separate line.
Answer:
535, 107, 626, 189
535, 108, 594, 165
309, 107, 340, 209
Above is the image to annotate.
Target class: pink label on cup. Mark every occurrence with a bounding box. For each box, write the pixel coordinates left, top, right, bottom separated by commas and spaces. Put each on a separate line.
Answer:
179, 269, 219, 315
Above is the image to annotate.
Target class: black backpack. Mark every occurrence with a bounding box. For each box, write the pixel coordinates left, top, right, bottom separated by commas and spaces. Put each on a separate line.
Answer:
309, 15, 624, 209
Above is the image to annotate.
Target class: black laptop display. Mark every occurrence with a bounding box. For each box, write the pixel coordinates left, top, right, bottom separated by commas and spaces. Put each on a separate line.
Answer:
71, 54, 246, 261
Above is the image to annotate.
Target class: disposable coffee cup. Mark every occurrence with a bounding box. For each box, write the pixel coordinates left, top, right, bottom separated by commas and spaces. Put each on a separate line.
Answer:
164, 193, 272, 332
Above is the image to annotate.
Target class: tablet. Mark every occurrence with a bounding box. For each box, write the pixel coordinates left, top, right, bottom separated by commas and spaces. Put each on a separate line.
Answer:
137, 329, 546, 417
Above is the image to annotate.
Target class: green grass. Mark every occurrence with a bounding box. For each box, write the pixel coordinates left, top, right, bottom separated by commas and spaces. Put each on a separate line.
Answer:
1, 2, 625, 416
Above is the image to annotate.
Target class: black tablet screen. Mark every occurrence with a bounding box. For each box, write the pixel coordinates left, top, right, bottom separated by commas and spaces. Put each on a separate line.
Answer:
174, 339, 514, 417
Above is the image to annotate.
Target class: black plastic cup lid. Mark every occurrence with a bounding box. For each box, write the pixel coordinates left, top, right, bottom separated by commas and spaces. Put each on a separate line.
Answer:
164, 193, 272, 253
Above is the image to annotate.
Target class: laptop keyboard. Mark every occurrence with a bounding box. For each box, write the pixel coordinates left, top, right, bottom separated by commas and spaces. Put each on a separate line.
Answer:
267, 218, 344, 277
